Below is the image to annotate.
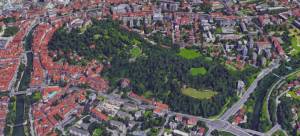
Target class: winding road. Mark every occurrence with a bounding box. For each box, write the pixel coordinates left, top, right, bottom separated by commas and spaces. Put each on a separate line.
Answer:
220, 62, 280, 121
266, 68, 300, 123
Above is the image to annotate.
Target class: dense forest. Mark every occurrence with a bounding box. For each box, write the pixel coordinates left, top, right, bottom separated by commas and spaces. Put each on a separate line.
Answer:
48, 19, 257, 117
277, 97, 295, 135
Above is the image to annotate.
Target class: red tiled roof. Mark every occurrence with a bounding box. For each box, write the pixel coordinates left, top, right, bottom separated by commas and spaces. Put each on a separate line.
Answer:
91, 108, 109, 121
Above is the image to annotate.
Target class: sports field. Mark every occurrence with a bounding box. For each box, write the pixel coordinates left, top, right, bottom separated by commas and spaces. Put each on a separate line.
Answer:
190, 67, 207, 76
288, 28, 300, 56
182, 88, 217, 100
178, 48, 201, 59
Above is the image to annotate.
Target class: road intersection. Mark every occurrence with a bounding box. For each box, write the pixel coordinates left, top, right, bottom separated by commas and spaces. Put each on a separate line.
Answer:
159, 61, 282, 136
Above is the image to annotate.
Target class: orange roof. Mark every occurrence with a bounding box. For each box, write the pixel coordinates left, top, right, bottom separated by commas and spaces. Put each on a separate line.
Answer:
91, 108, 109, 121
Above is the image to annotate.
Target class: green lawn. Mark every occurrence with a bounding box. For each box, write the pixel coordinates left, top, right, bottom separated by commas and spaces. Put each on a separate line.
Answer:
130, 47, 142, 58
215, 27, 223, 34
190, 67, 207, 76
132, 39, 141, 45
291, 37, 300, 55
287, 89, 300, 100
80, 24, 91, 34
246, 72, 259, 87
204, 57, 213, 62
143, 91, 153, 99
272, 130, 285, 136
182, 88, 218, 100
244, 99, 255, 113
287, 71, 300, 81
178, 48, 201, 59
288, 28, 300, 56
93, 34, 101, 40
3, 26, 19, 37
225, 63, 238, 72
92, 128, 103, 136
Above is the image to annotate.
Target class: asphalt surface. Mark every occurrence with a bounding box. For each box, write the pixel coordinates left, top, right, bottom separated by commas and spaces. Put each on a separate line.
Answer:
220, 62, 280, 121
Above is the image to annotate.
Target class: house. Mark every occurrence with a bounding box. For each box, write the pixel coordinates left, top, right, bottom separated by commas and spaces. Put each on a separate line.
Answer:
91, 108, 109, 121
160, 0, 180, 12
237, 80, 245, 96
169, 121, 178, 129
232, 109, 247, 125
111, 4, 131, 14
134, 110, 143, 119
132, 130, 147, 136
240, 22, 248, 32
256, 40, 272, 55
198, 127, 206, 136
175, 114, 183, 122
258, 15, 271, 26
272, 37, 285, 56
120, 78, 130, 88
153, 108, 166, 116
69, 126, 90, 136
109, 120, 126, 132
296, 90, 300, 96
217, 19, 236, 27
122, 103, 138, 112
153, 9, 163, 21
88, 93, 97, 101
294, 20, 300, 30
173, 129, 189, 136
128, 121, 137, 129
98, 100, 121, 116
187, 117, 197, 127
116, 111, 134, 120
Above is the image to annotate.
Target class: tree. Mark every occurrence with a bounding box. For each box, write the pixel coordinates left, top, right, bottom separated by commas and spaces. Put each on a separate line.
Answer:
31, 92, 42, 103
47, 19, 258, 117
92, 128, 103, 136
3, 26, 19, 37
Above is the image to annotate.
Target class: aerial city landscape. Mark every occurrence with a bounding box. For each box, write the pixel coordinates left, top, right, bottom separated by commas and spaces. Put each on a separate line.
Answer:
1, 0, 300, 136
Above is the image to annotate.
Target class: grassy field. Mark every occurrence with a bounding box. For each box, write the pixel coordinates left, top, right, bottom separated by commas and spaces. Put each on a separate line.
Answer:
130, 47, 142, 58
246, 72, 259, 87
132, 39, 141, 45
80, 23, 91, 34
225, 63, 238, 72
286, 70, 300, 81
143, 91, 153, 99
272, 130, 286, 136
93, 34, 101, 40
287, 89, 300, 100
190, 67, 207, 76
178, 48, 201, 59
204, 57, 213, 62
288, 28, 300, 56
182, 88, 218, 100
215, 27, 223, 34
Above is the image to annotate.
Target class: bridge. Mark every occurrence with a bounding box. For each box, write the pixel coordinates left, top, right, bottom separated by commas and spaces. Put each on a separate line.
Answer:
12, 89, 35, 96
7, 120, 27, 128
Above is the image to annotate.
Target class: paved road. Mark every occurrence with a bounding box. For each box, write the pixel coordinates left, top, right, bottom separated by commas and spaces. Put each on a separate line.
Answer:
159, 62, 280, 136
28, 107, 36, 136
266, 68, 300, 123
171, 112, 254, 136
266, 124, 281, 136
220, 62, 280, 121
265, 79, 285, 122
158, 114, 172, 136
